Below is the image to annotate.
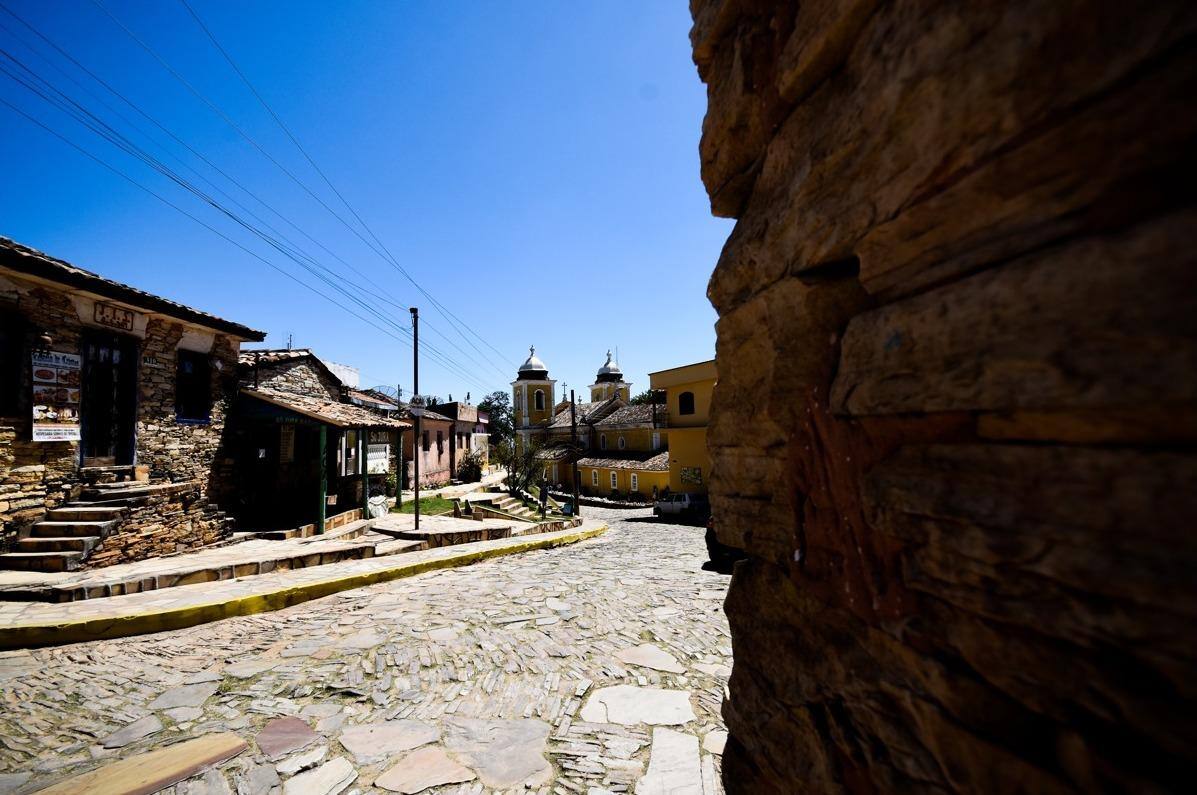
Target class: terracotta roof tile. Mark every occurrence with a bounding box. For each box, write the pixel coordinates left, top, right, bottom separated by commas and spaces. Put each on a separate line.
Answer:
575, 451, 669, 471
241, 388, 409, 429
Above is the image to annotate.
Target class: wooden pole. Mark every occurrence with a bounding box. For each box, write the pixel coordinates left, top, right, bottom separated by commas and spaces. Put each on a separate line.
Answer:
359, 428, 368, 518
570, 389, 580, 518
410, 307, 420, 531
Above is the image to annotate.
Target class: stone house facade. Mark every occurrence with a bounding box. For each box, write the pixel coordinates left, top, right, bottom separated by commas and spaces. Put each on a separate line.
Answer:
0, 237, 264, 570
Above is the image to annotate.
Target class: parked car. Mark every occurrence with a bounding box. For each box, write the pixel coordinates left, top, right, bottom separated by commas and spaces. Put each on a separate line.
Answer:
654, 492, 709, 517
704, 514, 746, 574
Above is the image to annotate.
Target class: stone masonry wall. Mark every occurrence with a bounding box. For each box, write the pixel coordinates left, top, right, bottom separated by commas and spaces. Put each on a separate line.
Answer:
1, 278, 245, 562
1, 287, 87, 550
250, 359, 342, 401
691, 1, 1196, 792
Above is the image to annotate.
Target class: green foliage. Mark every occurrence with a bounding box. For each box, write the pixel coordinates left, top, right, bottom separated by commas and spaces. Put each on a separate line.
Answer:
392, 496, 455, 515
628, 389, 665, 406
478, 390, 513, 446
457, 449, 485, 483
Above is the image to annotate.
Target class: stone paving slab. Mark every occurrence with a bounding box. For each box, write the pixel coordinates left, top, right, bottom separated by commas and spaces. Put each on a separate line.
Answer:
0, 508, 729, 795
0, 522, 608, 650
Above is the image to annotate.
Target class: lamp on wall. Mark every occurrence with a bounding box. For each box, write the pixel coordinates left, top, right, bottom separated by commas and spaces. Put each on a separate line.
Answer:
34, 328, 53, 354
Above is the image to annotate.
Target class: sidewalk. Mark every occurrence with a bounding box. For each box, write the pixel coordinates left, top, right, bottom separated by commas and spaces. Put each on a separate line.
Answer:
0, 520, 607, 650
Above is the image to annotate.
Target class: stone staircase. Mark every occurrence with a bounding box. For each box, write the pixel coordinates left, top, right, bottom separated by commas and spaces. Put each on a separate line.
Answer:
490, 494, 540, 521
1, 504, 126, 572
0, 479, 166, 573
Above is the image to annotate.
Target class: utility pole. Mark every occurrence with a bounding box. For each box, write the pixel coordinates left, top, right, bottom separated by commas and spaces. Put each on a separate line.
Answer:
570, 389, 580, 518
402, 383, 406, 510
410, 307, 421, 531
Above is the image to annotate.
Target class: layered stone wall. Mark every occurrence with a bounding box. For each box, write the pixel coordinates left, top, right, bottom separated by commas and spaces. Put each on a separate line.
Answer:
136, 319, 240, 484
250, 359, 342, 401
691, 1, 1196, 792
0, 277, 246, 559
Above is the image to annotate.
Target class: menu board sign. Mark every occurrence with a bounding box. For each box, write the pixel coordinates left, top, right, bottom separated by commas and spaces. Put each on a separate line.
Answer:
32, 351, 82, 442
367, 443, 390, 474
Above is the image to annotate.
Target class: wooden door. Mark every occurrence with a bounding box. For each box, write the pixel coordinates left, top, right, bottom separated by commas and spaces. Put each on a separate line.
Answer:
80, 331, 138, 466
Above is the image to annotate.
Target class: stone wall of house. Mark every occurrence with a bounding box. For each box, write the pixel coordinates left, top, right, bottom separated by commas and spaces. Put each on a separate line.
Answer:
250, 359, 342, 401
135, 319, 240, 483
0, 279, 246, 560
87, 482, 231, 568
1, 286, 89, 550
690, 1, 1196, 792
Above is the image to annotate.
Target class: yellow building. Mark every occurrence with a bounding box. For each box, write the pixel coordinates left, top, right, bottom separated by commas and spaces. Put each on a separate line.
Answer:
512, 346, 556, 454
649, 359, 717, 494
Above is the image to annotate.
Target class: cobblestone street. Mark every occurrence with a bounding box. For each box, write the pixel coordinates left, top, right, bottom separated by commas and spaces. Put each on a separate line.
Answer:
0, 508, 731, 795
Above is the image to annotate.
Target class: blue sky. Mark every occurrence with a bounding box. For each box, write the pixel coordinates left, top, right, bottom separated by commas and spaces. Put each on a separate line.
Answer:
0, 0, 731, 401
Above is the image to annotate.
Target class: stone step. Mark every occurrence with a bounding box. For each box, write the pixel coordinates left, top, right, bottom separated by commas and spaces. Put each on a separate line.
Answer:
70, 496, 151, 509
80, 486, 158, 501
17, 536, 101, 554
47, 506, 125, 522
28, 520, 120, 539
0, 551, 85, 572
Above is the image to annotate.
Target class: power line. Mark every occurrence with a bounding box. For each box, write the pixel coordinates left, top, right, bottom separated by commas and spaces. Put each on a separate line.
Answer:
175, 0, 514, 373
0, 57, 496, 394
1, 0, 510, 383
0, 7, 504, 392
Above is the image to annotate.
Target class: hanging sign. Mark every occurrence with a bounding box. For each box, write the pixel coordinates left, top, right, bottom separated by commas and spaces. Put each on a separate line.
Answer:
31, 351, 82, 442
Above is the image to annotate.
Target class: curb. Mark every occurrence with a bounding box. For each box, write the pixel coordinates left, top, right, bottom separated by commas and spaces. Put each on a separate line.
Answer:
0, 523, 607, 650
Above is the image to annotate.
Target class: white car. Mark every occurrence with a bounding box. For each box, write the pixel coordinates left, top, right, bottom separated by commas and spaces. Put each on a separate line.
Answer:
654, 493, 708, 516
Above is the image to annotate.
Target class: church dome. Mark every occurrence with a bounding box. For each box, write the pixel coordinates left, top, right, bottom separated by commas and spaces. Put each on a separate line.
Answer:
595, 350, 624, 383
516, 345, 549, 380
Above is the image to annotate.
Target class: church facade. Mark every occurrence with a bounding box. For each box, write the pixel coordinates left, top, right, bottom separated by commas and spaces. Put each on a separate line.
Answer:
511, 347, 669, 499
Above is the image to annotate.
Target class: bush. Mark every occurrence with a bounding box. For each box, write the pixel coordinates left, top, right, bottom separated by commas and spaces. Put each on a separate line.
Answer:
457, 450, 485, 483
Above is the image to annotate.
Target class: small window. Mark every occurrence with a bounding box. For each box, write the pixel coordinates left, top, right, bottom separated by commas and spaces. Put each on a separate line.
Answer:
678, 391, 695, 416
437, 430, 444, 454
534, 389, 545, 411
176, 350, 212, 422
652, 432, 660, 450
515, 390, 522, 410
591, 470, 598, 486
617, 436, 625, 450
422, 430, 430, 451
600, 434, 607, 450
610, 471, 618, 490
630, 473, 639, 491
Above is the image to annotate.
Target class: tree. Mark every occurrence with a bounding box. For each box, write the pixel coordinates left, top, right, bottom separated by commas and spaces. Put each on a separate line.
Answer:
478, 390, 513, 447
628, 389, 665, 406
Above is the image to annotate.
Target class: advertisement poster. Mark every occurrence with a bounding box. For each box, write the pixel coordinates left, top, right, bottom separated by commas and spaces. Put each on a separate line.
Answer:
32, 351, 82, 442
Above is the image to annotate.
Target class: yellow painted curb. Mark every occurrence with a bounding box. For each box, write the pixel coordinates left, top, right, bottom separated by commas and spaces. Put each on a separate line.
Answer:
0, 524, 607, 650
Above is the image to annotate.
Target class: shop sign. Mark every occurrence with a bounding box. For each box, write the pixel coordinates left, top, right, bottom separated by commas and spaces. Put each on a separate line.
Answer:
31, 351, 82, 442
94, 302, 136, 331
367, 443, 390, 474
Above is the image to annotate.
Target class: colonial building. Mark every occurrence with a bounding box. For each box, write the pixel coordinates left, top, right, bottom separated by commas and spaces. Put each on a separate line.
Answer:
0, 237, 265, 571
231, 349, 408, 533
426, 397, 489, 473
648, 359, 716, 495
399, 403, 454, 487
576, 403, 670, 498
512, 347, 670, 499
